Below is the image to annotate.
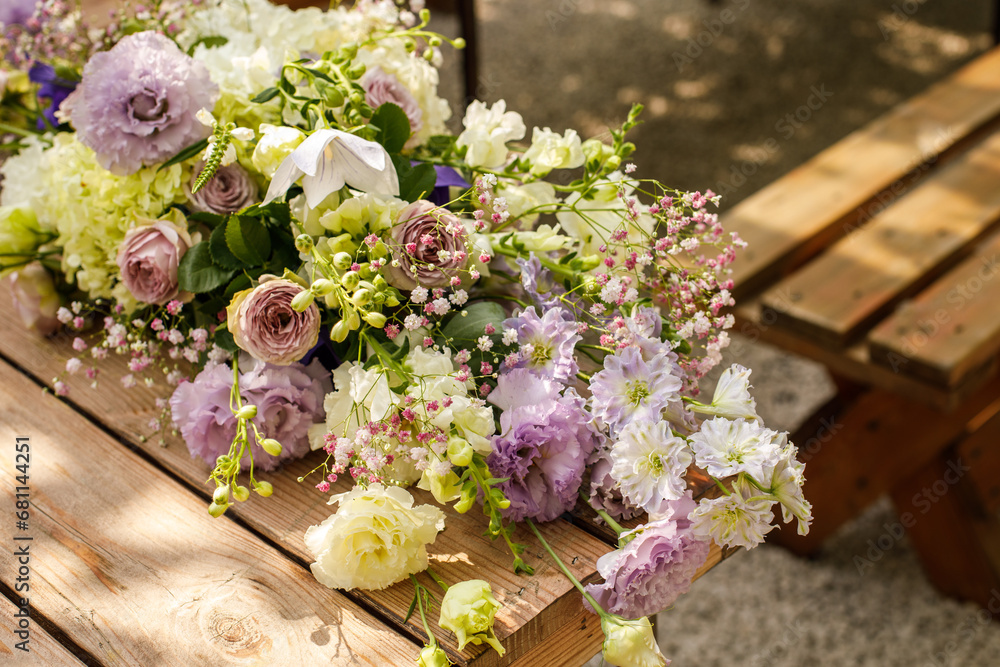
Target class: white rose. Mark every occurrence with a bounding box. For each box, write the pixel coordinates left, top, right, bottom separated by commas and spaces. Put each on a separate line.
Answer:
522, 127, 584, 176
304, 484, 445, 590
251, 124, 305, 178
456, 100, 525, 169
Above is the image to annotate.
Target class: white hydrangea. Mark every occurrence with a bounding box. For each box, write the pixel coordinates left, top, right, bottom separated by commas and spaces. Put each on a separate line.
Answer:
456, 100, 526, 169
609, 420, 693, 512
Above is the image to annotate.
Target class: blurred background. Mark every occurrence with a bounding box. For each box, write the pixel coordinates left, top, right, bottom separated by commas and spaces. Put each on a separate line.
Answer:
75, 0, 1000, 663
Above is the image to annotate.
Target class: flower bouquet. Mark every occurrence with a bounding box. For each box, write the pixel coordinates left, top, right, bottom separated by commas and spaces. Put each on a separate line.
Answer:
0, 1, 811, 665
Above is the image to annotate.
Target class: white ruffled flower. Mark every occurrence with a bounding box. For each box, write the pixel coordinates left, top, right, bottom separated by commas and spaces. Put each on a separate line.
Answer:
764, 444, 812, 536
687, 416, 784, 481
609, 420, 693, 511
456, 100, 526, 169
493, 224, 573, 253
522, 127, 584, 176
690, 478, 776, 549
309, 362, 400, 449
694, 364, 760, 422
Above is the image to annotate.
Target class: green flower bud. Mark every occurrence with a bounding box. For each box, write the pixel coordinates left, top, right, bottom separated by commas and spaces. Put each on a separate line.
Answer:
260, 438, 283, 457
291, 290, 315, 312
255, 480, 274, 497
333, 252, 354, 271
213, 485, 231, 505
363, 311, 387, 328
372, 292, 386, 306
331, 319, 351, 343
235, 404, 258, 420
372, 275, 387, 290
311, 278, 337, 296
600, 616, 666, 667
340, 271, 361, 290
295, 234, 314, 252
573, 254, 602, 272
215, 455, 231, 466
233, 485, 251, 502
324, 87, 345, 108
385, 295, 401, 307
347, 65, 366, 80
607, 155, 622, 170
417, 643, 451, 667
438, 580, 505, 656
351, 288, 372, 307
208, 501, 228, 518
447, 437, 473, 467
453, 37, 466, 50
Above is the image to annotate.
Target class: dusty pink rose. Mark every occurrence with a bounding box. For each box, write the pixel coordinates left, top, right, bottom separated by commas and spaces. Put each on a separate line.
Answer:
116, 211, 194, 305
188, 162, 258, 215
386, 200, 468, 290
361, 66, 423, 135
227, 278, 320, 365
9, 261, 60, 335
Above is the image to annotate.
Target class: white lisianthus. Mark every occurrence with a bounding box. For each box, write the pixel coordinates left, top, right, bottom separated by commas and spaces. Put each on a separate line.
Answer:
522, 127, 584, 176
764, 444, 812, 536
456, 100, 526, 169
417, 466, 463, 503
691, 364, 760, 422
252, 124, 305, 178
609, 420, 693, 512
309, 362, 400, 449
687, 416, 784, 480
689, 478, 776, 549
498, 181, 557, 224
440, 396, 496, 454
600, 615, 667, 667
556, 172, 655, 257
304, 484, 445, 590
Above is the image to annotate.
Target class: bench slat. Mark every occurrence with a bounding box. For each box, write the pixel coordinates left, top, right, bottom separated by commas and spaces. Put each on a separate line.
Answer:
0, 360, 422, 665
867, 229, 1000, 386
726, 46, 1000, 299
757, 129, 1000, 347
0, 595, 83, 666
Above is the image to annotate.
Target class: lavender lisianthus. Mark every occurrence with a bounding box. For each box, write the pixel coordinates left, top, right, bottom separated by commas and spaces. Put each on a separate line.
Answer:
188, 162, 258, 215
516, 253, 563, 309
584, 493, 710, 619
503, 306, 580, 382
66, 31, 217, 175
590, 346, 684, 434
587, 448, 641, 522
487, 369, 603, 522
170, 359, 330, 471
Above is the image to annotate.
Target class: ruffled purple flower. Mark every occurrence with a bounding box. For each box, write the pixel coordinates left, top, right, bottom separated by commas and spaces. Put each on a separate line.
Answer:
0, 0, 37, 27
589, 346, 684, 434
28, 62, 76, 129
584, 493, 710, 619
587, 448, 641, 522
487, 369, 603, 522
502, 306, 579, 382
516, 253, 564, 309
170, 359, 331, 471
66, 31, 217, 175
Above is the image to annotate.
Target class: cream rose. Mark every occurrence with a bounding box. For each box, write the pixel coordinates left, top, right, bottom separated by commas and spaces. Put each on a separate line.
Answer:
304, 484, 445, 591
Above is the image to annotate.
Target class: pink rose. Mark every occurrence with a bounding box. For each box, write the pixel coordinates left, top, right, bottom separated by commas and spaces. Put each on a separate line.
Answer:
116, 211, 194, 305
9, 262, 60, 336
386, 200, 469, 290
188, 162, 258, 215
226, 278, 321, 365
361, 66, 423, 136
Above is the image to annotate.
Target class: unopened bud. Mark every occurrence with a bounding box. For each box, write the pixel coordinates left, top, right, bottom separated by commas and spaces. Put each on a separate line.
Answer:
363, 311, 387, 328
291, 290, 315, 312
351, 288, 372, 307
213, 485, 231, 505
235, 404, 258, 420
454, 495, 475, 514
331, 319, 350, 343
447, 437, 473, 467
333, 252, 353, 271
260, 438, 283, 457
340, 271, 360, 290
233, 485, 250, 502
311, 278, 337, 296
372, 275, 387, 290
295, 234, 314, 252
255, 481, 274, 497
208, 501, 228, 518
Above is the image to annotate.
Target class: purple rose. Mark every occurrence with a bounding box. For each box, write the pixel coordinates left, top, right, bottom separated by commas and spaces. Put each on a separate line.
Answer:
9, 261, 59, 335
116, 212, 194, 305
170, 359, 331, 471
584, 494, 711, 619
487, 369, 603, 522
361, 67, 423, 136
227, 278, 321, 366
66, 31, 218, 175
386, 200, 468, 290
188, 162, 259, 215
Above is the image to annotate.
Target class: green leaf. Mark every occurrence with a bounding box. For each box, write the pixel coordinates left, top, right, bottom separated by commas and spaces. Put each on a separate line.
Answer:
213, 327, 239, 353
177, 242, 236, 293
224, 272, 252, 299
158, 138, 208, 172
210, 222, 243, 270
250, 87, 280, 104
186, 35, 229, 56
442, 301, 507, 344
370, 103, 411, 154
225, 215, 271, 267
188, 211, 227, 228
391, 155, 438, 203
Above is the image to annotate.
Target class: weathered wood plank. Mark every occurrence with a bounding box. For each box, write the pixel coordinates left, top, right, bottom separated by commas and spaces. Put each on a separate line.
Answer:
867, 229, 1000, 387
0, 289, 621, 667
758, 129, 1000, 348
725, 46, 1000, 299
955, 397, 1000, 516
0, 360, 422, 665
0, 595, 84, 666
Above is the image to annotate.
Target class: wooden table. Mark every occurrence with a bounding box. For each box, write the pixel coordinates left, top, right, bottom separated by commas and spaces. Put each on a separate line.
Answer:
723, 46, 1000, 610
0, 284, 730, 666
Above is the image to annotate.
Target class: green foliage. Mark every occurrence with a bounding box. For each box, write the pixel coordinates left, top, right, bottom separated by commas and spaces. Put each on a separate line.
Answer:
390, 155, 437, 202
225, 215, 271, 266
186, 35, 229, 56
157, 138, 208, 172
370, 103, 411, 154
177, 242, 236, 294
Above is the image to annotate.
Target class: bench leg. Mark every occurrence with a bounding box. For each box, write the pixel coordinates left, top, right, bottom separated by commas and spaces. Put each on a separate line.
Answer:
889, 451, 1000, 611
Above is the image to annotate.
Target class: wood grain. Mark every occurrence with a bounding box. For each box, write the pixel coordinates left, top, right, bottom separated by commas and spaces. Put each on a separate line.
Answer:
867, 229, 1000, 387
758, 129, 1000, 348
724, 46, 1000, 300
0, 595, 84, 666
0, 360, 422, 666
955, 397, 1000, 515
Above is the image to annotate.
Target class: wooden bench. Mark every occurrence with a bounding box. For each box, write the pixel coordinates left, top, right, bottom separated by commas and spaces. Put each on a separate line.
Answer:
723, 46, 1000, 610
0, 284, 730, 664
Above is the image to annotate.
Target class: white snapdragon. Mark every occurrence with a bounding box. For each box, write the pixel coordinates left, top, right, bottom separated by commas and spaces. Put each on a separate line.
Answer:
522, 127, 584, 176
492, 224, 573, 253
763, 444, 812, 536
609, 420, 693, 512
456, 100, 526, 169
687, 417, 784, 481
252, 124, 306, 178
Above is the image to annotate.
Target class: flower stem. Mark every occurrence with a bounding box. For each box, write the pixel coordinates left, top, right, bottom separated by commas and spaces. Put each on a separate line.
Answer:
409, 574, 436, 640
426, 567, 449, 593
578, 488, 626, 536
525, 518, 608, 618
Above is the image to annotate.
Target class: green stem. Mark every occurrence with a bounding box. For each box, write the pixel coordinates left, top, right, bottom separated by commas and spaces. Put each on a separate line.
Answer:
426, 567, 449, 593
0, 122, 42, 139
409, 574, 436, 641
578, 488, 626, 536
712, 475, 732, 497
525, 518, 609, 619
